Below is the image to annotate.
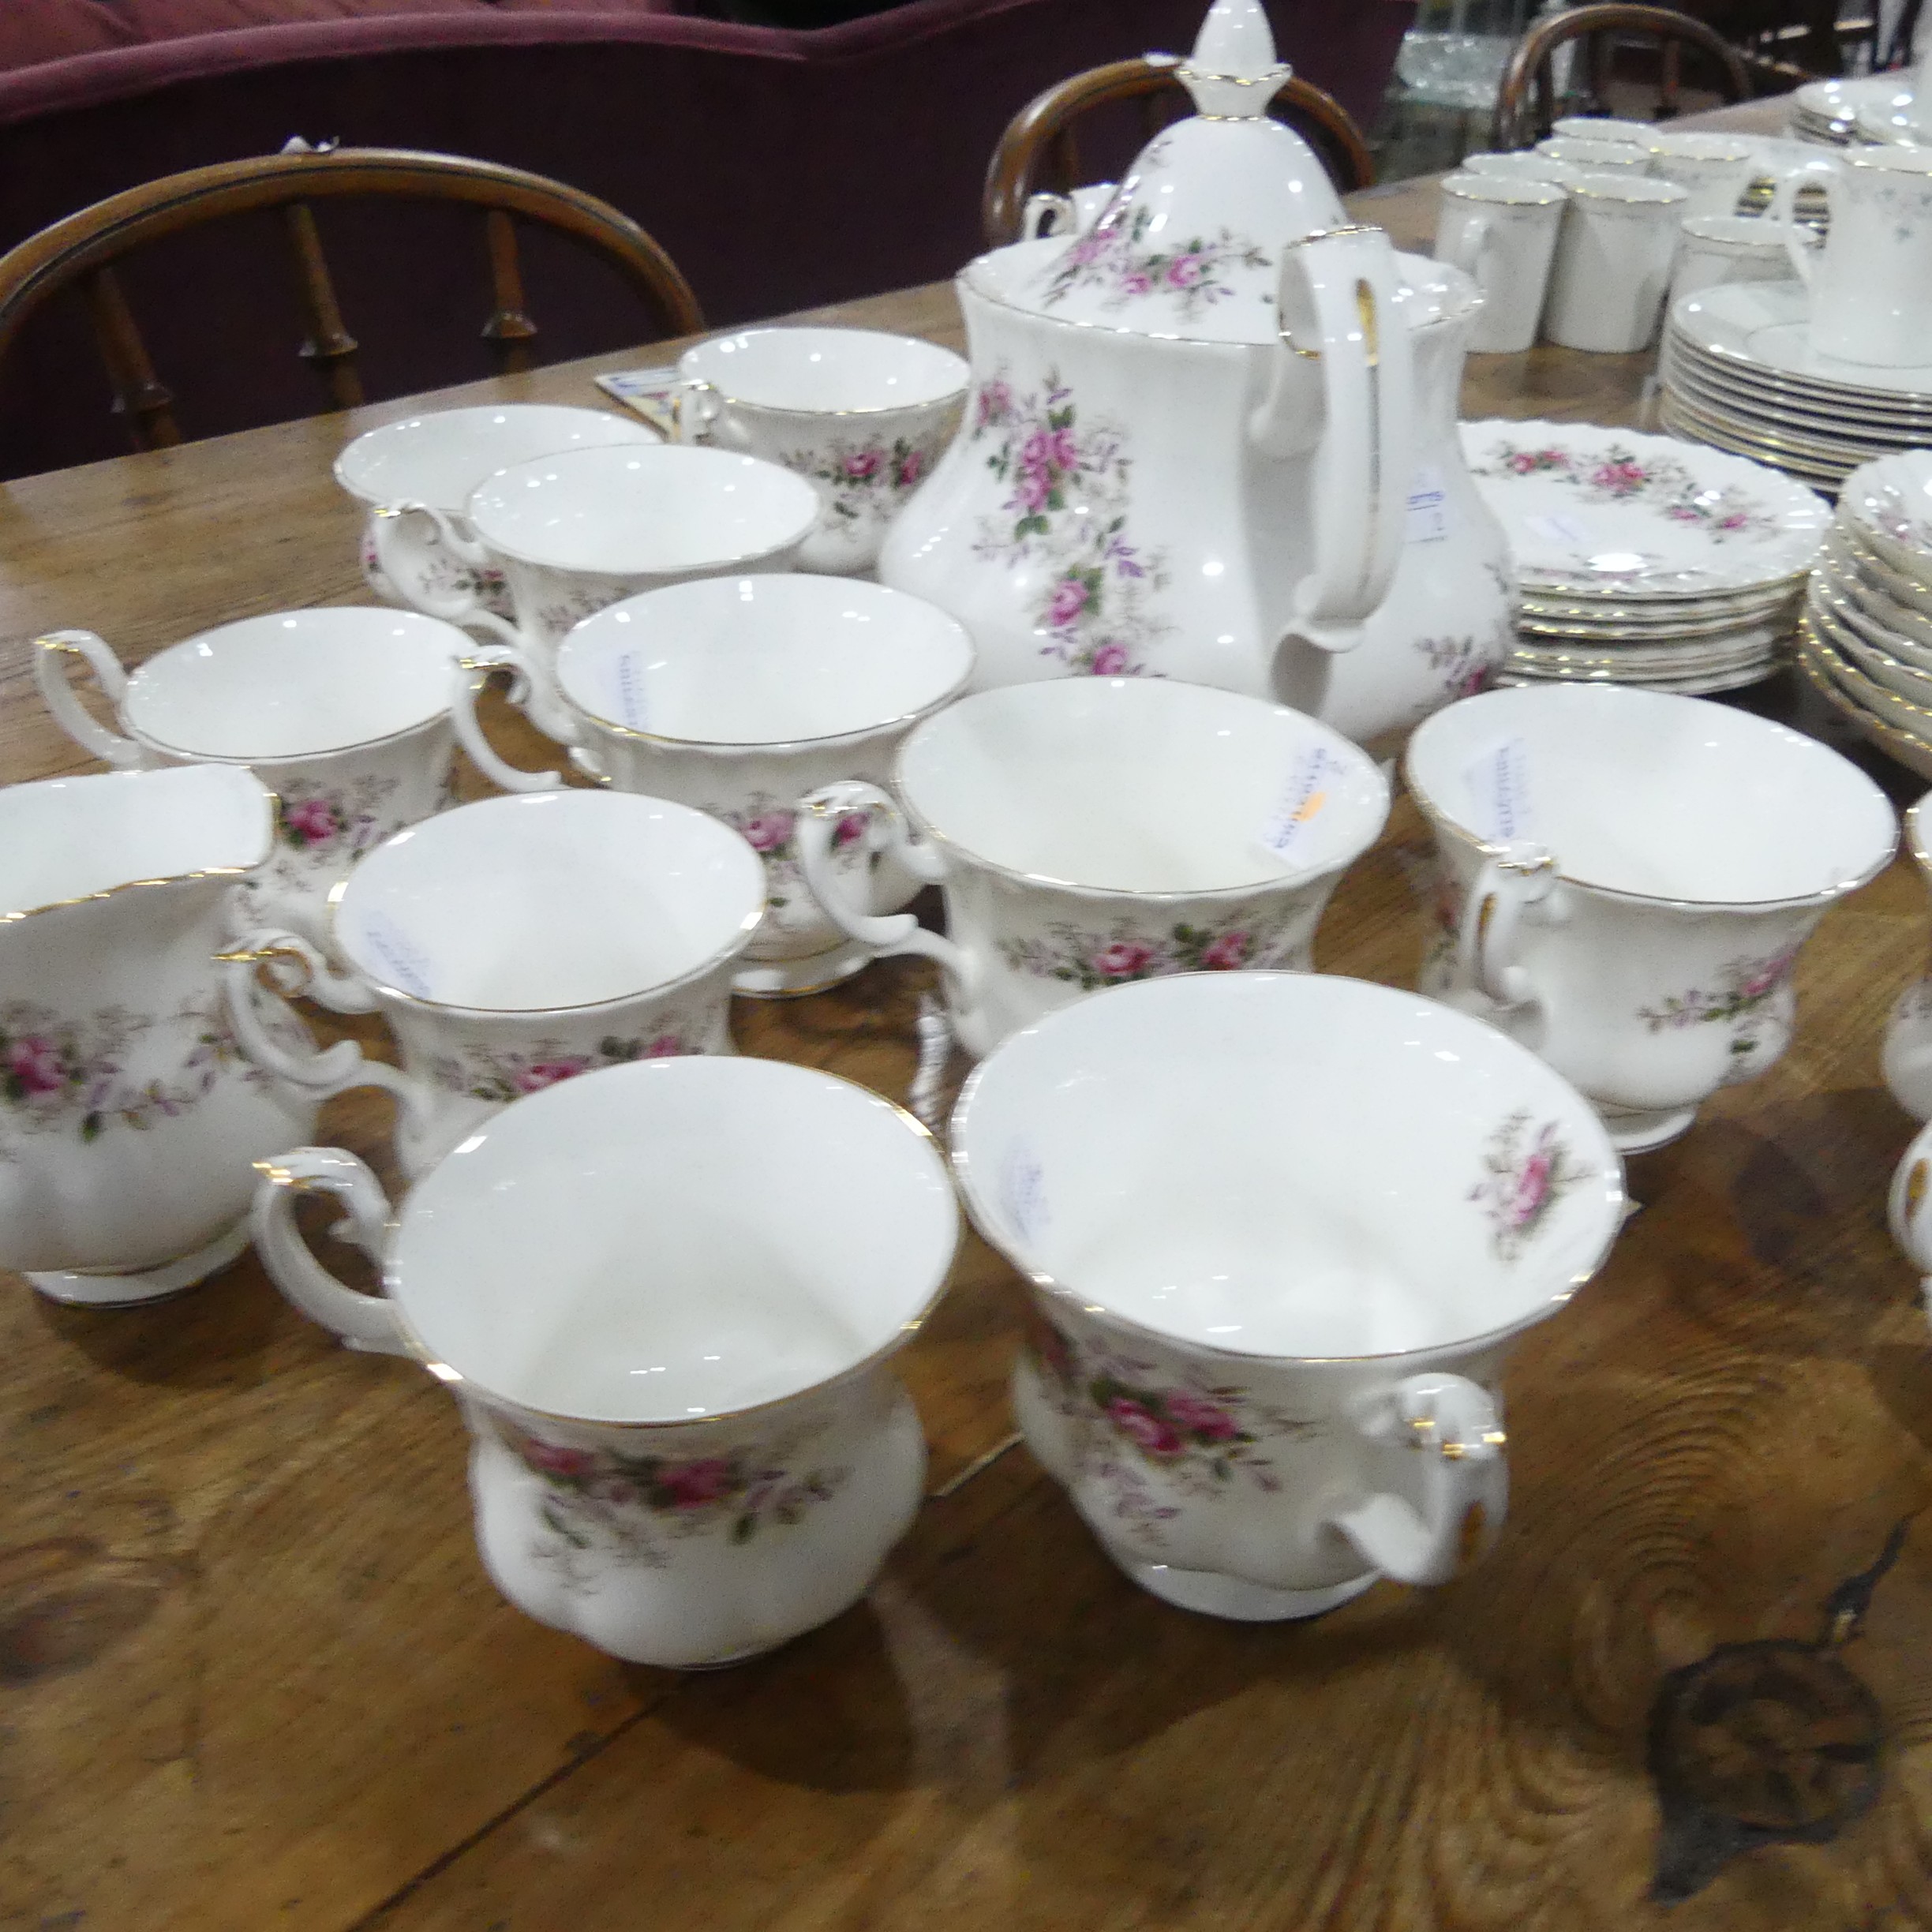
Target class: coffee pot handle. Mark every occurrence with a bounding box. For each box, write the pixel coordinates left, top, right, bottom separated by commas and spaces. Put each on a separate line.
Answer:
1456, 844, 1558, 1009
218, 934, 438, 1144
451, 651, 571, 793
34, 631, 148, 767
1765, 163, 1833, 290
1249, 224, 1414, 655
252, 1147, 413, 1356
1326, 1372, 1508, 1585
795, 781, 983, 1014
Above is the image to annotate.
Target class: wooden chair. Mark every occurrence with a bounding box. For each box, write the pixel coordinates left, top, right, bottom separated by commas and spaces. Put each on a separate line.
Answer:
0, 146, 705, 455
983, 56, 1374, 250
1491, 4, 1755, 149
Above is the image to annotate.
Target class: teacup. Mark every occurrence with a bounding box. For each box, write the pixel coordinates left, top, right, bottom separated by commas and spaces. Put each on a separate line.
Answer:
1769, 145, 1932, 368
221, 790, 768, 1177
452, 575, 975, 995
1535, 136, 1650, 175
1551, 116, 1655, 147
1666, 213, 1793, 310
673, 328, 968, 574
252, 1054, 958, 1667
1434, 172, 1567, 354
336, 403, 659, 618
1881, 794, 1932, 1121
380, 444, 821, 736
951, 971, 1625, 1619
1889, 1116, 1932, 1330
1407, 684, 1896, 1153
1464, 152, 1587, 189
1640, 130, 1762, 219
1541, 171, 1689, 353
34, 609, 470, 947
796, 679, 1390, 1061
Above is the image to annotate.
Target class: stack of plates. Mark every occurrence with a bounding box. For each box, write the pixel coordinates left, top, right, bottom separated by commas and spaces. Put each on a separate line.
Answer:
1800, 450, 1932, 780
1661, 280, 1932, 492
1789, 73, 1917, 144
1461, 417, 1825, 692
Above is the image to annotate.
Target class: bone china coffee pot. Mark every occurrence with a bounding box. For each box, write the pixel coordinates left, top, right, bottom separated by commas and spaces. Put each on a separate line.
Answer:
878, 0, 1511, 741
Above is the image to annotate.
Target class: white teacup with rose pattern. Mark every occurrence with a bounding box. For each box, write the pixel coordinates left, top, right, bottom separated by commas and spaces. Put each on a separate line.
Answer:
34, 609, 471, 951
336, 402, 660, 620
1407, 684, 1896, 1154
220, 789, 769, 1178
1882, 795, 1932, 1124
950, 971, 1626, 1621
451, 575, 975, 997
673, 328, 969, 574
796, 678, 1389, 1064
251, 1054, 960, 1668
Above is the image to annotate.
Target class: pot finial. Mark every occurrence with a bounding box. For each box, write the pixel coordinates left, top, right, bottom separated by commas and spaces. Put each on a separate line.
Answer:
1181, 0, 1290, 117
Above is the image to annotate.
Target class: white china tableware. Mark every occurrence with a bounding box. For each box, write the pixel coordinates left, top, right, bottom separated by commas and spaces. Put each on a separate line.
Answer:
0, 766, 324, 1304
1552, 115, 1655, 147
252, 1055, 958, 1668
1641, 131, 1764, 219
949, 970, 1625, 1619
1434, 173, 1567, 354
34, 608, 471, 947
1463, 152, 1586, 188
673, 327, 970, 574
220, 790, 768, 1178
335, 403, 659, 617
1541, 172, 1688, 353
1884, 797, 1932, 1122
454, 574, 975, 996
1406, 683, 1896, 1151
1535, 137, 1649, 174
1667, 213, 1802, 311
796, 676, 1389, 1063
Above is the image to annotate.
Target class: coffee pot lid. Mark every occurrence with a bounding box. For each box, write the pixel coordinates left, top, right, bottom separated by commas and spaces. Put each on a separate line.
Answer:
1016, 0, 1350, 344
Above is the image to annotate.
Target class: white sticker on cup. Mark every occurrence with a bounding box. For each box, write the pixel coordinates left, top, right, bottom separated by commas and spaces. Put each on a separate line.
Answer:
1262, 744, 1343, 858
1468, 738, 1533, 844
1000, 1140, 1050, 1246
1523, 511, 1593, 552
1407, 466, 1451, 545
354, 913, 436, 1001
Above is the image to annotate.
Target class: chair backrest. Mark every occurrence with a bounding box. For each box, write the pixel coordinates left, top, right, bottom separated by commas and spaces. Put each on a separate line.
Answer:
0, 145, 703, 455
982, 55, 1374, 250
1491, 3, 1755, 149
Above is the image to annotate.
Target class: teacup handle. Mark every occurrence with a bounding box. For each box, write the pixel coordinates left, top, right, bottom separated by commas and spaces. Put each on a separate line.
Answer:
252, 1146, 413, 1355
1766, 163, 1833, 290
1326, 1372, 1508, 1586
795, 782, 983, 1013
672, 385, 721, 444
1889, 1121, 1932, 1328
34, 631, 148, 768
451, 651, 570, 793
1024, 191, 1078, 240
1457, 844, 1558, 1009
217, 934, 438, 1142
1439, 208, 1497, 290
369, 501, 524, 646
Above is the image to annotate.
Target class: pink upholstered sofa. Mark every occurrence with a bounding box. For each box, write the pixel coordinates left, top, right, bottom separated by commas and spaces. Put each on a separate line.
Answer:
0, 0, 1415, 477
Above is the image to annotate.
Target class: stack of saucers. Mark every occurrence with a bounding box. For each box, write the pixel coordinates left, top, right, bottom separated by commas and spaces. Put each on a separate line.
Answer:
1788, 73, 1916, 145
1799, 450, 1932, 779
1661, 281, 1932, 492
1462, 418, 1828, 692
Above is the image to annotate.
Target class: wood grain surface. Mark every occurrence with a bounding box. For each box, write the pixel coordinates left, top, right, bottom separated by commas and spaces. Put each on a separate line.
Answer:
5, 153, 1932, 1932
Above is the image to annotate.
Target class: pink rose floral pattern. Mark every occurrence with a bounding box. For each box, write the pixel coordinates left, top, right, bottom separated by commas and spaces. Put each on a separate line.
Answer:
971, 365, 1171, 676
274, 773, 406, 858
783, 431, 946, 534
426, 1020, 713, 1106
0, 996, 268, 1149
719, 793, 873, 918
1638, 945, 1799, 1080
998, 912, 1312, 990
1025, 1311, 1324, 1551
493, 1414, 850, 1569
1470, 439, 1777, 543
1039, 204, 1270, 322
1470, 1110, 1590, 1261
360, 522, 512, 620
1416, 634, 1496, 706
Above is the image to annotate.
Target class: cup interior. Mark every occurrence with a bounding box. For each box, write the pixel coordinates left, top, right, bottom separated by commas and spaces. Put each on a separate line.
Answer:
897, 680, 1389, 893
466, 445, 820, 575
558, 577, 975, 744
679, 327, 968, 414
1406, 685, 1896, 904
125, 609, 465, 758
953, 973, 1623, 1359
391, 1057, 959, 1423
0, 764, 271, 915
333, 792, 767, 1010
333, 404, 658, 512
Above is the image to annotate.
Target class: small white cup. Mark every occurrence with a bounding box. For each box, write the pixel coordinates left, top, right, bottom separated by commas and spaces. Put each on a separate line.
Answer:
1882, 795, 1932, 1121
951, 970, 1627, 1620
1667, 212, 1795, 310
1541, 170, 1689, 353
673, 328, 969, 575
252, 1054, 959, 1668
453, 574, 975, 996
1642, 130, 1761, 219
1536, 136, 1650, 174
221, 790, 769, 1178
34, 609, 470, 946
1552, 115, 1656, 147
335, 403, 659, 620
1435, 171, 1567, 354
796, 678, 1390, 1064
1769, 144, 1932, 369
1465, 151, 1586, 189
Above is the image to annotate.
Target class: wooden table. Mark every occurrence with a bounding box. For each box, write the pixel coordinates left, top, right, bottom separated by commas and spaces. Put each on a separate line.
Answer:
6, 163, 1932, 1932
